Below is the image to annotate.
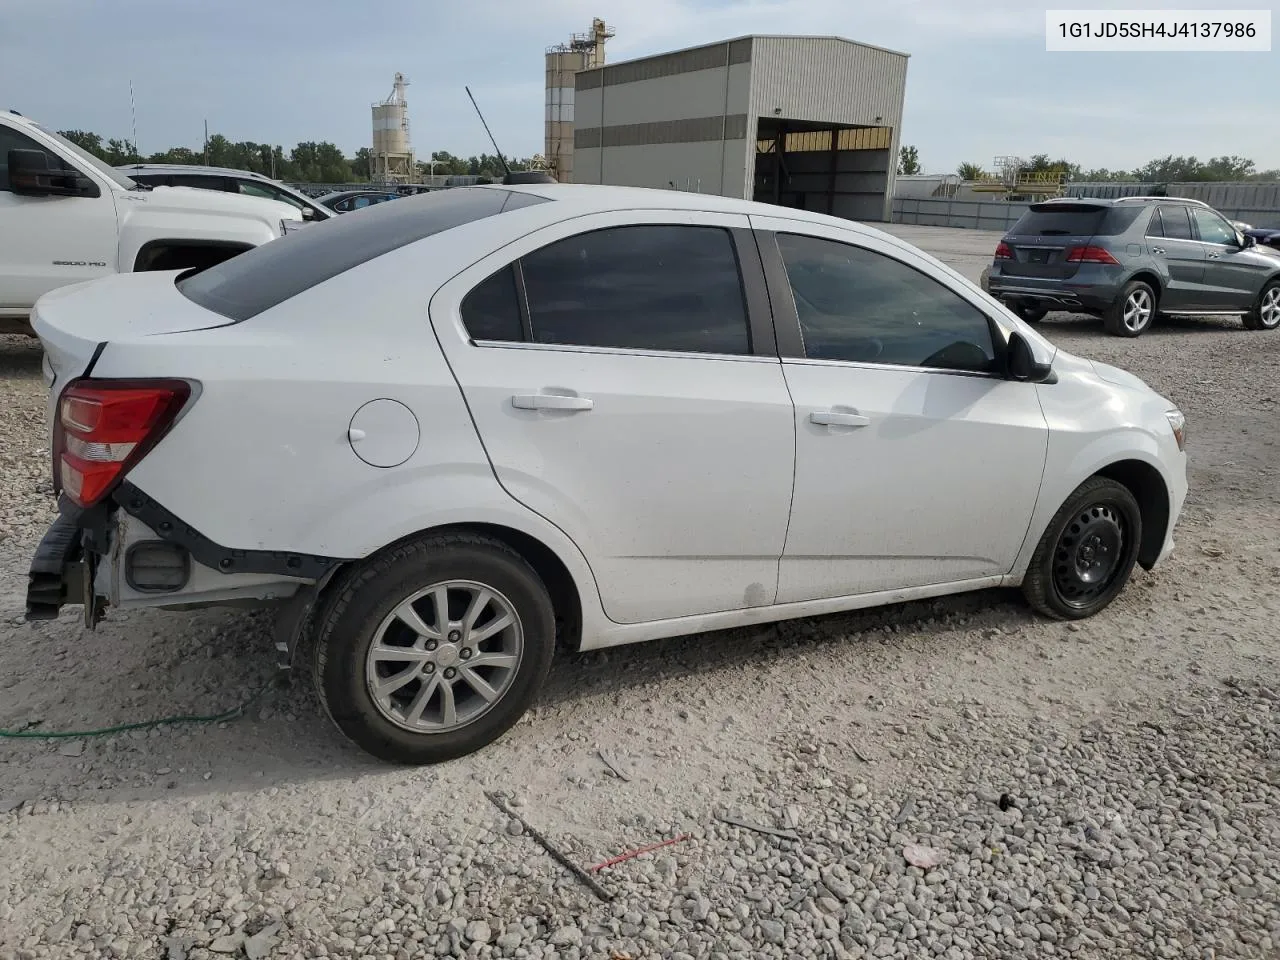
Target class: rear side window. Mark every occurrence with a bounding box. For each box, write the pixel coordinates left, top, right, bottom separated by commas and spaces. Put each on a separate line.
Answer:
178, 187, 550, 321
460, 265, 523, 342
1156, 206, 1193, 240
1095, 206, 1143, 235
1009, 207, 1106, 237
519, 225, 751, 355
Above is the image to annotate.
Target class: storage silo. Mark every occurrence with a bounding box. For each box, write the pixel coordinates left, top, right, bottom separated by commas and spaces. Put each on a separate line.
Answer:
372, 73, 415, 183
545, 18, 612, 183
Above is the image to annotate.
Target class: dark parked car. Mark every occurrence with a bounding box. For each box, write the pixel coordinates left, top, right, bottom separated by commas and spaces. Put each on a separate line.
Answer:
1233, 221, 1280, 252
987, 197, 1280, 336
315, 189, 402, 213
116, 164, 333, 221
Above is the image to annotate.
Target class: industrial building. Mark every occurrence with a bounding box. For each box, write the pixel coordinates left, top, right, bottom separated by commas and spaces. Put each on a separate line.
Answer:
371, 73, 415, 184
545, 19, 613, 183
566, 35, 909, 222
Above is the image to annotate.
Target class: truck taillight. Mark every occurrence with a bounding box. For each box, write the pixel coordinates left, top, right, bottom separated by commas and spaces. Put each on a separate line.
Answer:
53, 380, 191, 507
1065, 245, 1120, 264
994, 242, 1013, 260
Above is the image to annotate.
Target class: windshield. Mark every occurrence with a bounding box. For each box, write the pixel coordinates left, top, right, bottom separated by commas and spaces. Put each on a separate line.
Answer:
35, 124, 138, 190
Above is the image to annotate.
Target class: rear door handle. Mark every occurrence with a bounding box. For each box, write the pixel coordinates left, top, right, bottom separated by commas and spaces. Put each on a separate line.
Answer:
511, 393, 594, 412
1151, 247, 1165, 255
810, 410, 870, 427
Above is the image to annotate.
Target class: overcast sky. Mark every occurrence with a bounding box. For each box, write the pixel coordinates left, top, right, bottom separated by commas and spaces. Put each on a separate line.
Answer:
2, 0, 1275, 174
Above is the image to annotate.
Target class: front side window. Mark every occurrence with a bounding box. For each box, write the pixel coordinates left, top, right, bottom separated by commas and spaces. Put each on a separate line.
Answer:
776, 233, 996, 373
238, 180, 305, 212
519, 225, 751, 355
1190, 207, 1237, 245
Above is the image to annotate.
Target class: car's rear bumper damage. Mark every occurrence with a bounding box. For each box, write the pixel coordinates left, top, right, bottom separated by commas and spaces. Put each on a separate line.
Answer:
25, 482, 346, 629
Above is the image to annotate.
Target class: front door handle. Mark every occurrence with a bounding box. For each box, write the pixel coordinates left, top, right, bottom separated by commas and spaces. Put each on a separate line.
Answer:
1208, 252, 1222, 259
810, 410, 870, 427
511, 393, 594, 412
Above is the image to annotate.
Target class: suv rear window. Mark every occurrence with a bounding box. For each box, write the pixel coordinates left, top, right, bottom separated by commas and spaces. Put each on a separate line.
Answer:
178, 187, 549, 321
1009, 206, 1107, 237
1010, 203, 1143, 238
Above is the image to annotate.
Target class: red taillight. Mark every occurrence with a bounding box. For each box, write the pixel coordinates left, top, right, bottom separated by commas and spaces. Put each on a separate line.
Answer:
1065, 245, 1120, 265
53, 380, 191, 507
994, 242, 1013, 260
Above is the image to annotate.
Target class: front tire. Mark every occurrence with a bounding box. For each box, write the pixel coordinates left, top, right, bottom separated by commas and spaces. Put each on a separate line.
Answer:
1103, 281, 1156, 337
313, 533, 555, 764
1243, 279, 1280, 331
1023, 477, 1142, 620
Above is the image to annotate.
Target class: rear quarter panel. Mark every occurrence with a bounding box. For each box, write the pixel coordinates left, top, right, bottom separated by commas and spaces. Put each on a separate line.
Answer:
93, 214, 608, 625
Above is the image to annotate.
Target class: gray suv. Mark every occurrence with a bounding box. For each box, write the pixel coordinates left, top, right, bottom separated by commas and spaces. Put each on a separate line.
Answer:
986, 197, 1280, 337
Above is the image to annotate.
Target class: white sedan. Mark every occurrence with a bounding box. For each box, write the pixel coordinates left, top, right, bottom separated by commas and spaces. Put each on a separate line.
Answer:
27, 182, 1188, 764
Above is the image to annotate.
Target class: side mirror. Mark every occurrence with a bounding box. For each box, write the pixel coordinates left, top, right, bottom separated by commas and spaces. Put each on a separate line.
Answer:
1240, 232, 1256, 248
9, 149, 98, 198
1006, 331, 1055, 383
301, 206, 316, 220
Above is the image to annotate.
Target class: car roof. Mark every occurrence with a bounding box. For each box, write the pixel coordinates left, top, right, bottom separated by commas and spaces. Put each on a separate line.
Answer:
1032, 195, 1210, 209
501, 181, 890, 228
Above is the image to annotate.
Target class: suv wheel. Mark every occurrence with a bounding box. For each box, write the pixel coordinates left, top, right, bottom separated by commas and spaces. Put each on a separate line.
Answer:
1012, 302, 1049, 324
1104, 280, 1156, 337
313, 533, 555, 764
1022, 477, 1143, 620
1243, 280, 1280, 331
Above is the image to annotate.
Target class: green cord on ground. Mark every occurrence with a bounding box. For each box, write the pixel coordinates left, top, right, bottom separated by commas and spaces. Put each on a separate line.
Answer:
0, 681, 275, 740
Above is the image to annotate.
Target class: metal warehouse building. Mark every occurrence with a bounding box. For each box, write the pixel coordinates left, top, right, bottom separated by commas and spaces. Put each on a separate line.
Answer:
570, 35, 909, 222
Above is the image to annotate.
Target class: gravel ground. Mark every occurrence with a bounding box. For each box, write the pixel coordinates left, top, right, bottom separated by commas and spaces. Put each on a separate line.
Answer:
2, 226, 1278, 960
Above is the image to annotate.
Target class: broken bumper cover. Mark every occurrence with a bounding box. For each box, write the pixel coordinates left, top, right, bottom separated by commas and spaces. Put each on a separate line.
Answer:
26, 504, 88, 621
24, 483, 345, 625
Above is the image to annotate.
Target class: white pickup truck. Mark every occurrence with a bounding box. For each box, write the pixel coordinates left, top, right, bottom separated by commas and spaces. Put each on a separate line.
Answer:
0, 110, 302, 335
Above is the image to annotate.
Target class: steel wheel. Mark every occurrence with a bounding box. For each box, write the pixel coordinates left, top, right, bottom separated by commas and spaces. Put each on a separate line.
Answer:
365, 580, 524, 733
1259, 286, 1280, 329
1122, 289, 1153, 333
1052, 504, 1128, 610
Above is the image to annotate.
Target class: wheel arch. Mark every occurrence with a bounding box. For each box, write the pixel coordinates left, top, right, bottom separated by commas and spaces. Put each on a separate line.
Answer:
1092, 459, 1170, 570
317, 521, 587, 653
132, 239, 254, 272
1125, 270, 1163, 305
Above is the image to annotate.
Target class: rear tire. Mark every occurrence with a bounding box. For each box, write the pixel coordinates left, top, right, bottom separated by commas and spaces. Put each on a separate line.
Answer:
1103, 280, 1156, 337
1013, 302, 1049, 324
313, 533, 555, 764
1243, 279, 1280, 331
1023, 477, 1142, 621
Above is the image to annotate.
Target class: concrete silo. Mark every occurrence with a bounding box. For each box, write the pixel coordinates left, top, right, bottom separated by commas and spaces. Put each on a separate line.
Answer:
545, 18, 612, 183
372, 73, 415, 183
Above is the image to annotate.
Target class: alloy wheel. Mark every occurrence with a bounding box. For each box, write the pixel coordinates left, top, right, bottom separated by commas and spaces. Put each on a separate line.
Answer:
365, 580, 524, 733
1260, 287, 1280, 329
1123, 289, 1153, 333
1052, 505, 1127, 610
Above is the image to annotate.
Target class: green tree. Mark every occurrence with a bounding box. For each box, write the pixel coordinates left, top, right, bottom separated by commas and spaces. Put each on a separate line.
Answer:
957, 162, 985, 180
56, 130, 105, 157
897, 144, 921, 175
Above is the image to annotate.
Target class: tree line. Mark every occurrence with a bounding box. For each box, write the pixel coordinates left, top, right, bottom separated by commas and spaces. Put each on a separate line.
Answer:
898, 145, 1279, 183
56, 130, 534, 183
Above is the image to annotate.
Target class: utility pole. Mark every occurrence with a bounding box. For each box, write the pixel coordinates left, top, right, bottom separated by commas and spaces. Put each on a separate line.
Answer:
204, 119, 209, 165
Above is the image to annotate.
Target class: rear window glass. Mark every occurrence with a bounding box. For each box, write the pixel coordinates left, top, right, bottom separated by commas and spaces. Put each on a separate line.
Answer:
178, 187, 549, 321
1009, 207, 1106, 237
